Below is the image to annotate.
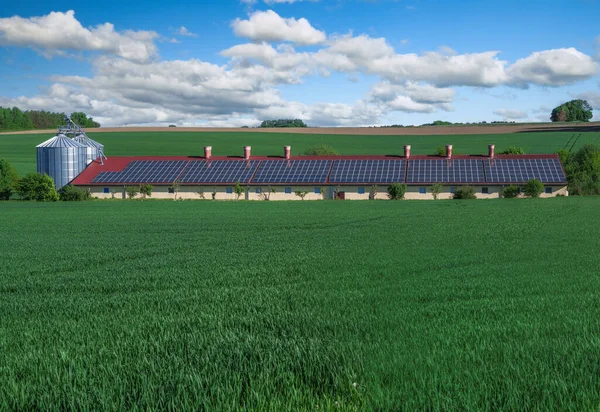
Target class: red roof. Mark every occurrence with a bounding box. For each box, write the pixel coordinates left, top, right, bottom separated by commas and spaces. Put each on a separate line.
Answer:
71, 154, 563, 186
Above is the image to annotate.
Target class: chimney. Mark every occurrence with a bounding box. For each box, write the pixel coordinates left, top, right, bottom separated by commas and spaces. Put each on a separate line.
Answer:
488, 144, 495, 158
204, 146, 212, 160
445, 144, 453, 159
244, 146, 251, 160
284, 145, 291, 160
403, 145, 411, 159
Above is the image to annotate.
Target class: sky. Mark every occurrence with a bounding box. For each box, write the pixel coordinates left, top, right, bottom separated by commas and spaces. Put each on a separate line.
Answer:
0, 0, 599, 127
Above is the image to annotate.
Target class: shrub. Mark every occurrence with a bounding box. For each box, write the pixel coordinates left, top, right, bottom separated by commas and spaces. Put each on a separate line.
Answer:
369, 185, 378, 200
170, 182, 180, 199
501, 185, 520, 198
523, 179, 544, 198
429, 183, 443, 199
452, 186, 476, 200
500, 146, 525, 155
59, 185, 91, 201
139, 184, 153, 199
387, 183, 406, 200
304, 144, 339, 156
234, 182, 245, 200
196, 190, 205, 199
295, 190, 308, 200
15, 173, 59, 201
434, 146, 446, 157
0, 158, 18, 200
126, 186, 139, 199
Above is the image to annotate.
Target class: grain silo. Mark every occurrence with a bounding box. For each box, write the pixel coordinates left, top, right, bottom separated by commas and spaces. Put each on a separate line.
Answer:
36, 134, 87, 189
73, 133, 105, 165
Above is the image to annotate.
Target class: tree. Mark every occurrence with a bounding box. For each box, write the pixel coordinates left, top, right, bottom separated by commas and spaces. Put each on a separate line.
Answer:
0, 158, 18, 200
550, 100, 593, 122
126, 186, 139, 199
139, 184, 153, 199
500, 146, 525, 155
260, 119, 307, 128
523, 179, 544, 198
369, 185, 378, 200
501, 185, 520, 198
304, 144, 340, 156
387, 183, 406, 200
294, 190, 308, 200
170, 182, 181, 200
234, 181, 244, 200
452, 186, 476, 200
15, 173, 59, 201
70, 112, 101, 128
429, 183, 443, 200
561, 144, 600, 195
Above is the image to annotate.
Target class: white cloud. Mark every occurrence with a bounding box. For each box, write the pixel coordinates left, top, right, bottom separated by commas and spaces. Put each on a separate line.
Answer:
574, 91, 600, 109
493, 109, 528, 120
369, 81, 454, 113
177, 26, 198, 37
507, 48, 598, 87
0, 10, 158, 62
232, 10, 326, 45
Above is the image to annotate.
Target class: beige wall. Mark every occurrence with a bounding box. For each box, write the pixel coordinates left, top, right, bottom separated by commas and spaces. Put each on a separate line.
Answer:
82, 184, 569, 200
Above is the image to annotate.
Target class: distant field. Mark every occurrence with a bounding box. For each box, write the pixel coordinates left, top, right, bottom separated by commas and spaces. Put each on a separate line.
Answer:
1, 129, 600, 176
1, 198, 599, 409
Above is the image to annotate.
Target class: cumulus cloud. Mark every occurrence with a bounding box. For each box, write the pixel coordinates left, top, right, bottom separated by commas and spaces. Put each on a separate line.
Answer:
0, 10, 158, 62
177, 26, 197, 37
232, 10, 326, 45
493, 109, 528, 120
507, 48, 598, 87
368, 81, 454, 113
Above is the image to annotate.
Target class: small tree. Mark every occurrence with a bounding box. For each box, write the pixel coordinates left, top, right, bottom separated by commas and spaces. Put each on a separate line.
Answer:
452, 186, 476, 200
304, 144, 340, 156
369, 185, 378, 200
333, 185, 341, 199
196, 189, 205, 199
500, 146, 525, 155
429, 183, 443, 199
501, 185, 520, 198
259, 186, 276, 201
170, 182, 181, 200
59, 185, 91, 201
234, 181, 244, 200
110, 189, 118, 199
211, 186, 217, 200
15, 173, 59, 201
0, 158, 18, 200
126, 185, 139, 199
139, 184, 153, 199
523, 179, 544, 198
387, 183, 406, 200
295, 190, 308, 200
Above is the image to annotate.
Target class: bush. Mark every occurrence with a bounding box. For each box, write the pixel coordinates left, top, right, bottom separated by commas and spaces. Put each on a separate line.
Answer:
387, 183, 406, 200
126, 186, 139, 199
294, 190, 308, 200
59, 185, 91, 201
369, 185, 378, 200
500, 146, 525, 155
139, 184, 153, 199
523, 179, 544, 198
429, 183, 443, 199
0, 158, 18, 200
452, 186, 476, 200
304, 144, 340, 156
15, 173, 59, 201
434, 146, 446, 157
234, 182, 245, 200
501, 185, 520, 198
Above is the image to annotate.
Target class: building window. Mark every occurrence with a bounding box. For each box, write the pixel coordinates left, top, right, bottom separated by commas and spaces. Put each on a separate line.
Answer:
545, 187, 552, 194
450, 187, 456, 194
168, 187, 174, 194
482, 187, 489, 194
285, 187, 292, 194
314, 187, 321, 194
226, 187, 232, 194
419, 187, 426, 194
255, 187, 262, 194
103, 187, 110, 194
358, 187, 365, 194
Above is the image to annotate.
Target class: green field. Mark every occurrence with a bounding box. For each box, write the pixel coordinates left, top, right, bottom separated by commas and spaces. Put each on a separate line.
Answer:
1, 130, 600, 176
1, 199, 600, 409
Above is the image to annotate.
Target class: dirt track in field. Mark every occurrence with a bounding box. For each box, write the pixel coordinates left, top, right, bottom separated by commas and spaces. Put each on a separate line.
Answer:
2, 123, 599, 136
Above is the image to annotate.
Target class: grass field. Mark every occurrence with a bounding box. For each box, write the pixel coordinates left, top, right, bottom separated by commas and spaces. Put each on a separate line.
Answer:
1, 130, 600, 176
1, 198, 600, 409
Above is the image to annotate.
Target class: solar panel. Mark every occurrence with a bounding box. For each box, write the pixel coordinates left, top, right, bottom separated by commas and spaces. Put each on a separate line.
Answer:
406, 159, 484, 183
329, 160, 406, 183
252, 160, 332, 183
92, 160, 188, 183
177, 160, 260, 184
484, 158, 566, 183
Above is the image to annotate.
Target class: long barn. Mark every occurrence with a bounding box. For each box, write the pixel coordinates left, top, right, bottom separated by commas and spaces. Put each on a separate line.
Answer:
71, 145, 568, 200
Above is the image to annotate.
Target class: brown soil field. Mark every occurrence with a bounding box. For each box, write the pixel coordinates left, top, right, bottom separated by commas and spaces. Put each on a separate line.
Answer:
2, 123, 599, 136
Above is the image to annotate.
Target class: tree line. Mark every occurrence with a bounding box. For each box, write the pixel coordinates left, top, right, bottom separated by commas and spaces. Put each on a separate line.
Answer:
260, 119, 307, 128
0, 107, 100, 132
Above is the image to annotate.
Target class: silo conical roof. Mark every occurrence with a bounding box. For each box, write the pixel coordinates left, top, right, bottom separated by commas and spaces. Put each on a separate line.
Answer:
36, 134, 86, 148
74, 133, 104, 149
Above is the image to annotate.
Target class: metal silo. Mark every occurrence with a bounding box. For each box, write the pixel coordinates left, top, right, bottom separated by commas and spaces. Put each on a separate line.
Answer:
36, 134, 87, 189
73, 133, 105, 165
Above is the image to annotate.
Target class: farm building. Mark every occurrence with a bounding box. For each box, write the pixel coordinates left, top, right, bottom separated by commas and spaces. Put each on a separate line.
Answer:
69, 144, 569, 200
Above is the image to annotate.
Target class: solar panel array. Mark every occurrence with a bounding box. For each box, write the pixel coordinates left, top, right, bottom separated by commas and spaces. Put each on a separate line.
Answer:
484, 158, 566, 183
178, 160, 260, 184
252, 160, 332, 183
90, 157, 567, 185
406, 159, 484, 183
92, 160, 188, 183
329, 160, 406, 183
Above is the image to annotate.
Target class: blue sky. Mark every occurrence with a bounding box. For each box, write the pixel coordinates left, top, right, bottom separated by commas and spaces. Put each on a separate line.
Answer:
0, 0, 598, 126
